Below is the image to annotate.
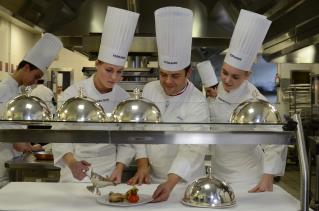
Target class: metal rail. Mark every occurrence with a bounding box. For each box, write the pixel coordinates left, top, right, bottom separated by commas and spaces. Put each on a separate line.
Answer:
294, 114, 310, 211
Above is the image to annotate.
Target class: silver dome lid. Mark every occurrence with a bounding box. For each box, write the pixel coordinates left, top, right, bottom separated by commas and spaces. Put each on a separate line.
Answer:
113, 88, 161, 122
230, 92, 281, 124
3, 86, 52, 121
182, 168, 236, 208
56, 88, 107, 122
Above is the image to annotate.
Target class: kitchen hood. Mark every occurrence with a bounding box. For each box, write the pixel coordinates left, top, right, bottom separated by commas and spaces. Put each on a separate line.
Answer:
0, 0, 318, 63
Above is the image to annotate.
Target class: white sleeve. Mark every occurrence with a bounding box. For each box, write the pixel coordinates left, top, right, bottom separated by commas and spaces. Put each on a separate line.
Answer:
169, 145, 208, 182
262, 144, 288, 176
134, 144, 147, 159
52, 143, 74, 168
169, 95, 209, 181
116, 144, 135, 166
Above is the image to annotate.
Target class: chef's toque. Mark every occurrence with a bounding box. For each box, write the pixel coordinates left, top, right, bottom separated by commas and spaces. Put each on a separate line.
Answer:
23, 33, 63, 72
197, 60, 218, 87
224, 9, 271, 71
155, 6, 193, 71
98, 6, 139, 66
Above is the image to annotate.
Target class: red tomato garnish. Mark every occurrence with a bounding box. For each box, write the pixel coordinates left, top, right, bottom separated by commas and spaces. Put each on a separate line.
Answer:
127, 194, 139, 203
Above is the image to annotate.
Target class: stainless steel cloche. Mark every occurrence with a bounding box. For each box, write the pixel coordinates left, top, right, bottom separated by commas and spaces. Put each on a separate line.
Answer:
3, 86, 52, 120
113, 88, 161, 122
182, 168, 236, 208
56, 88, 107, 122
230, 92, 281, 124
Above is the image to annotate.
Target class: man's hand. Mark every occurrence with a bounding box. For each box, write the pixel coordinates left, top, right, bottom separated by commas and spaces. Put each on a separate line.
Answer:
13, 143, 33, 152
109, 163, 125, 184
152, 174, 180, 203
68, 160, 91, 181
248, 174, 274, 193
63, 152, 91, 181
127, 158, 151, 185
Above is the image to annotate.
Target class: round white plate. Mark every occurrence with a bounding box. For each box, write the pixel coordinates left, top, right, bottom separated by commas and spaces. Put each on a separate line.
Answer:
96, 194, 153, 207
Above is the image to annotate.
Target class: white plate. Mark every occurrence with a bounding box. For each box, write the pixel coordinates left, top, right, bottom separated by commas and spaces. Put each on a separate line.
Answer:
96, 194, 153, 207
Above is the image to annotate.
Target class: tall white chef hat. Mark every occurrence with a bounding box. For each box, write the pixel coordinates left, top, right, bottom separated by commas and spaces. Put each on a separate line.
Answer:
224, 9, 271, 71
197, 60, 218, 87
155, 7, 193, 71
98, 6, 139, 67
23, 33, 63, 72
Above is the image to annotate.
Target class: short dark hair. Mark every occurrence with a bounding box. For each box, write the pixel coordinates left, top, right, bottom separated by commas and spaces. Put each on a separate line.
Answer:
183, 64, 191, 71
37, 79, 44, 84
17, 61, 38, 71
211, 83, 219, 89
183, 64, 191, 76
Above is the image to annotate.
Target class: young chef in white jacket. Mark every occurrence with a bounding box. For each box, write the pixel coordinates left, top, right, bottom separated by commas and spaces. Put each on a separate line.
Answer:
197, 60, 219, 100
209, 9, 287, 192
0, 33, 62, 187
52, 7, 142, 183
128, 7, 210, 202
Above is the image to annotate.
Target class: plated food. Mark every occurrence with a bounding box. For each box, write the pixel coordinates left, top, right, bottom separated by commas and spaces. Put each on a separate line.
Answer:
109, 186, 139, 203
96, 186, 153, 207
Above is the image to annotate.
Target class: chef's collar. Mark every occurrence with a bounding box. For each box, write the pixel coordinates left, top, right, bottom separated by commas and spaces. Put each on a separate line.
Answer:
168, 82, 188, 96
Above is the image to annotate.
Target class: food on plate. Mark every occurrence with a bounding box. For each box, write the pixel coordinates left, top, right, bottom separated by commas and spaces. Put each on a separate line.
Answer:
108, 192, 125, 202
107, 186, 140, 203
126, 186, 139, 203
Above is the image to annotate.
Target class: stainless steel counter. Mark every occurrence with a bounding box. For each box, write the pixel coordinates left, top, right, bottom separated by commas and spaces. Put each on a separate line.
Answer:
5, 153, 60, 182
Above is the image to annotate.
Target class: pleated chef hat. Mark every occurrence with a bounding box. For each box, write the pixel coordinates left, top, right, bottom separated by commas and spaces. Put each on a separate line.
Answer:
98, 6, 139, 66
155, 7, 193, 71
197, 60, 218, 87
23, 33, 63, 72
224, 9, 271, 71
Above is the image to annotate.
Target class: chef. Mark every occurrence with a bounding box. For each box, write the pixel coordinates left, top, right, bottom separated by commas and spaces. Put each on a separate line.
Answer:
52, 6, 143, 183
197, 60, 218, 100
128, 7, 210, 202
30, 79, 56, 113
209, 9, 287, 192
0, 33, 63, 187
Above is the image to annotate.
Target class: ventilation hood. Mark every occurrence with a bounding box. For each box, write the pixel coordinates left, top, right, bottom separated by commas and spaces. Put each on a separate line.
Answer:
0, 0, 318, 63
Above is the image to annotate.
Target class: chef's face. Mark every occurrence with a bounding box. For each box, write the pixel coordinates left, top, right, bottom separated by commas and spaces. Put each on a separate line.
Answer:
220, 63, 250, 92
94, 61, 123, 91
159, 67, 190, 96
22, 65, 43, 86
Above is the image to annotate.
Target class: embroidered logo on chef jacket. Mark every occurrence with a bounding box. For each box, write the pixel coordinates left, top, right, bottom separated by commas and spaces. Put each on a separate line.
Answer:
217, 96, 231, 106
96, 99, 110, 103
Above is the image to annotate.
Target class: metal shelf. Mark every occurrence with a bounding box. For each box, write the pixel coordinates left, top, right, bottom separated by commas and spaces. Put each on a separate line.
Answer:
0, 120, 291, 144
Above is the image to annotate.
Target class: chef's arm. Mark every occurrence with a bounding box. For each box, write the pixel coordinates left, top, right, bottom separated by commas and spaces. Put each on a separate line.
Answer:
52, 143, 74, 168
152, 174, 181, 202
62, 152, 77, 167
169, 145, 207, 182
116, 144, 136, 166
262, 144, 288, 176
249, 144, 288, 193
62, 152, 91, 181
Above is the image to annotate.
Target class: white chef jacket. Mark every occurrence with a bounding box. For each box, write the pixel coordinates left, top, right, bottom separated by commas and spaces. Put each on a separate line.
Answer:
0, 75, 23, 187
30, 84, 56, 114
209, 80, 287, 184
136, 80, 210, 183
52, 75, 136, 182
